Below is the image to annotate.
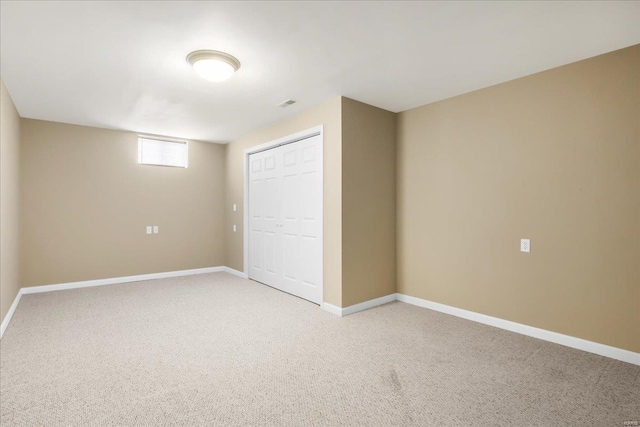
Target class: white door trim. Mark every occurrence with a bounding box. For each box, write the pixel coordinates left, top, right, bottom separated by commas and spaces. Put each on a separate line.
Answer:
243, 125, 324, 302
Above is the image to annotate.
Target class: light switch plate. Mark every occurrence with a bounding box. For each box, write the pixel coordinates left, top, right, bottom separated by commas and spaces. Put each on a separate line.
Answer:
233, 204, 237, 212
520, 239, 531, 253
233, 224, 237, 232
146, 226, 152, 235
153, 226, 159, 234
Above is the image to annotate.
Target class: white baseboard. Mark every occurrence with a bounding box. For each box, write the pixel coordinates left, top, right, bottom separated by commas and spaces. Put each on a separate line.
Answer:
322, 293, 397, 317
222, 267, 248, 279
396, 293, 640, 366
342, 293, 398, 316
321, 302, 343, 316
20, 266, 227, 295
0, 266, 245, 339
0, 291, 22, 338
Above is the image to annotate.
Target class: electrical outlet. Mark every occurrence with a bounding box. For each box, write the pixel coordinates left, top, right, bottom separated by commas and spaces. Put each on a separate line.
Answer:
146, 226, 152, 235
233, 204, 237, 212
153, 226, 159, 234
520, 239, 531, 253
233, 224, 237, 232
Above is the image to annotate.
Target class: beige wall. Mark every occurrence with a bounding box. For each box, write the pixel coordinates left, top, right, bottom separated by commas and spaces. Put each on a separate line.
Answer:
225, 97, 343, 306
0, 79, 21, 323
397, 45, 640, 352
20, 119, 226, 287
342, 98, 397, 306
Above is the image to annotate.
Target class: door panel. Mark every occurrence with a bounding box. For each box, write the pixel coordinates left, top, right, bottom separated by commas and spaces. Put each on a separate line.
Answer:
282, 233, 299, 281
264, 231, 276, 275
249, 150, 279, 287
249, 157, 263, 274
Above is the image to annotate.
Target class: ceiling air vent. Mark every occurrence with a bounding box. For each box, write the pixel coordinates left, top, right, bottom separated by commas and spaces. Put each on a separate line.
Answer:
276, 99, 297, 108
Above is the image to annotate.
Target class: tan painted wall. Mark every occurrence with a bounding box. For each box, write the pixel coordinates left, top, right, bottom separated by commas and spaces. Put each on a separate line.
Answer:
397, 45, 640, 352
20, 119, 226, 287
225, 97, 342, 306
342, 98, 397, 306
0, 79, 21, 323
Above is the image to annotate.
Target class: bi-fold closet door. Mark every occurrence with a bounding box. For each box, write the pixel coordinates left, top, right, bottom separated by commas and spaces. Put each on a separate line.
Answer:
248, 135, 322, 304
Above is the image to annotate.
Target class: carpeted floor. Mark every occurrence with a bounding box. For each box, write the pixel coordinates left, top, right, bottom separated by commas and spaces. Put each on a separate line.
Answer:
0, 272, 638, 426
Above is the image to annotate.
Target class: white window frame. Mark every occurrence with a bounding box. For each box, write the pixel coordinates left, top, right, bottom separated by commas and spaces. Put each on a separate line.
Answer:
137, 135, 189, 168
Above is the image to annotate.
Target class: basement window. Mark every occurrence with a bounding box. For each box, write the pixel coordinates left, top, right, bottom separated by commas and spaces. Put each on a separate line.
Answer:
138, 137, 188, 168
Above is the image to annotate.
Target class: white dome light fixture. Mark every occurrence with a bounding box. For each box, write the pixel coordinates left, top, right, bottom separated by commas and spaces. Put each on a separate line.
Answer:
187, 50, 240, 82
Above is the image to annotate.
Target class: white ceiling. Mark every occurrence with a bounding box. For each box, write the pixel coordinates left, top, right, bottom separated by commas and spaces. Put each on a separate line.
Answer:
1, 1, 638, 143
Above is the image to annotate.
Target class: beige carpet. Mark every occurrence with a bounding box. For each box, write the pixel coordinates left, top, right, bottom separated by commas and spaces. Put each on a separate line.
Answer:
0, 272, 638, 426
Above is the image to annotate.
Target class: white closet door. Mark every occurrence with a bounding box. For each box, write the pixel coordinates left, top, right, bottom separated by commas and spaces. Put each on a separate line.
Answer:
248, 135, 322, 304
248, 149, 280, 288
279, 136, 322, 303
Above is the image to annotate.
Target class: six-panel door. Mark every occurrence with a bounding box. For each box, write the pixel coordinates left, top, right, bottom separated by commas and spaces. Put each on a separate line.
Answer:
248, 135, 322, 304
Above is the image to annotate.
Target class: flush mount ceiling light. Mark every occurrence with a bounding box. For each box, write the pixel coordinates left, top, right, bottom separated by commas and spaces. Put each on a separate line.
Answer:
186, 50, 240, 82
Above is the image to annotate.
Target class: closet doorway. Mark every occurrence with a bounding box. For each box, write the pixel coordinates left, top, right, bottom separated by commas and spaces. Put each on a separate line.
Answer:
244, 126, 323, 304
